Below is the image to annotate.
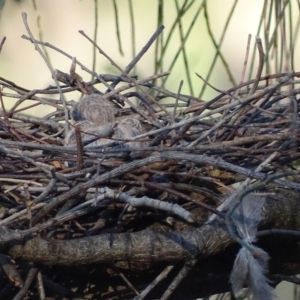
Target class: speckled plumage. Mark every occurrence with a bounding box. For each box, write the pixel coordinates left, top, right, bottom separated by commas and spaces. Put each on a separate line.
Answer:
70, 94, 116, 125
67, 94, 146, 150
65, 118, 146, 150
65, 121, 113, 146
94, 117, 146, 150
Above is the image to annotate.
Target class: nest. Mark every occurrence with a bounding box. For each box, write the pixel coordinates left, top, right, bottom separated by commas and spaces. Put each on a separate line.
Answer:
1, 22, 300, 300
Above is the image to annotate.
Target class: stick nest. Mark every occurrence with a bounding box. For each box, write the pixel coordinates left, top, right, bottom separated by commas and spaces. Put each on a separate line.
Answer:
1, 51, 300, 298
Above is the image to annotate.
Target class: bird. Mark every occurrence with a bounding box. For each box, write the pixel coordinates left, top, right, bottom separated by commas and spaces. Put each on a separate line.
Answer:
65, 118, 146, 150
66, 94, 147, 150
70, 93, 116, 125
93, 117, 146, 150
65, 120, 113, 146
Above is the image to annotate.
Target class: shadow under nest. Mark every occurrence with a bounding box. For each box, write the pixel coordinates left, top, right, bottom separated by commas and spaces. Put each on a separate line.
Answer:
1, 61, 300, 299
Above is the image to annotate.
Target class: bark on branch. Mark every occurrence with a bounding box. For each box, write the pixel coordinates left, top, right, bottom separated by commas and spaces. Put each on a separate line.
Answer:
7, 188, 300, 266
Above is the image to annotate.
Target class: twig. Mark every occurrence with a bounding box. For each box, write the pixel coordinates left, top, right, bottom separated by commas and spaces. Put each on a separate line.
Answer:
22, 12, 68, 142
160, 259, 198, 300
172, 80, 183, 123
34, 178, 57, 204
126, 173, 223, 218
134, 265, 175, 300
36, 271, 46, 300
110, 262, 139, 296
249, 37, 265, 95
125, 25, 164, 75
0, 36, 6, 53
233, 33, 252, 98
0, 89, 6, 113
0, 203, 46, 226
91, 0, 98, 79
104, 187, 194, 223
74, 123, 84, 171
12, 267, 38, 300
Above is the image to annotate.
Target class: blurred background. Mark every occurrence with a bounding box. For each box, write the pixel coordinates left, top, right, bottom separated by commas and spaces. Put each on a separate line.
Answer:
2, 1, 294, 115
0, 0, 299, 298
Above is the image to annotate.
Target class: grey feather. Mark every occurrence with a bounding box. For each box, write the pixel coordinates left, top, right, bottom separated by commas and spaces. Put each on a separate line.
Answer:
230, 247, 249, 294
248, 247, 275, 300
71, 94, 116, 125
229, 193, 276, 300
230, 247, 275, 300
231, 193, 265, 243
